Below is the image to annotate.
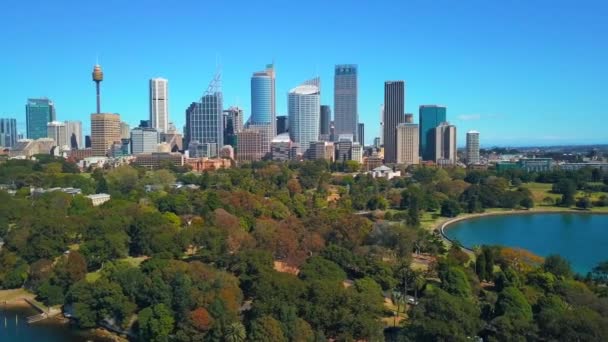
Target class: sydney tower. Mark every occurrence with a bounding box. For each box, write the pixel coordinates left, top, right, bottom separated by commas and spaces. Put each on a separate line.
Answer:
92, 64, 103, 114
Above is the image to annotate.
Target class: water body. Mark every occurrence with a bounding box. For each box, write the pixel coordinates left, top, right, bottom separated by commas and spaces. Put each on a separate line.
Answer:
0, 304, 100, 341
444, 213, 608, 274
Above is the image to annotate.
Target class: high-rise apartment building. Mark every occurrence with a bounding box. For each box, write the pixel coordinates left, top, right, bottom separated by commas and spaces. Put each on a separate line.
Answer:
65, 121, 82, 149
358, 123, 365, 147
150, 78, 169, 133
0, 118, 18, 148
334, 65, 358, 142
91, 113, 121, 156
419, 105, 447, 161
26, 98, 56, 139
396, 123, 419, 165
288, 78, 320, 156
466, 130, 480, 165
383, 81, 405, 163
120, 122, 130, 140
47, 121, 68, 147
131, 127, 159, 154
185, 75, 223, 158
434, 122, 457, 165
237, 129, 263, 162
320, 105, 331, 136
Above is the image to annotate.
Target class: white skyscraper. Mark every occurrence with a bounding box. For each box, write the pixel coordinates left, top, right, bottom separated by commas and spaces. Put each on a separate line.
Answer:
150, 78, 169, 133
65, 121, 82, 149
434, 122, 457, 166
396, 123, 420, 165
466, 130, 480, 165
288, 78, 320, 156
131, 127, 159, 154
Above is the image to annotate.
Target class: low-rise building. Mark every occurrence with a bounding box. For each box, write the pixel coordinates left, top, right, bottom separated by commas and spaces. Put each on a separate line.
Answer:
186, 157, 232, 172
369, 165, 401, 180
87, 193, 111, 206
133, 152, 184, 169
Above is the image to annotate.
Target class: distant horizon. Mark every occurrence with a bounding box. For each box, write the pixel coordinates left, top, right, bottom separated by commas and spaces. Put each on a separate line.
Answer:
1, 0, 607, 146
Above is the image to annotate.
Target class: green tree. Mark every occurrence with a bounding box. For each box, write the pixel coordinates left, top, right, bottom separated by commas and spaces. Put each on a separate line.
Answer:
299, 257, 346, 283
138, 303, 175, 342
495, 287, 532, 320
224, 321, 247, 342
576, 196, 592, 210
543, 254, 572, 278
439, 266, 472, 298
402, 288, 481, 341
476, 252, 487, 281
249, 315, 287, 342
440, 199, 462, 217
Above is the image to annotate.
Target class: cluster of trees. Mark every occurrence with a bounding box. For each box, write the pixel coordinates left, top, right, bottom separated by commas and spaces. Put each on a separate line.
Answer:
1, 156, 607, 340
0, 159, 440, 340
401, 247, 608, 341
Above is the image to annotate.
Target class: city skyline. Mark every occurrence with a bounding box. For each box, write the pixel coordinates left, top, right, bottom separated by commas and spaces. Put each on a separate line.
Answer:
1, 1, 607, 146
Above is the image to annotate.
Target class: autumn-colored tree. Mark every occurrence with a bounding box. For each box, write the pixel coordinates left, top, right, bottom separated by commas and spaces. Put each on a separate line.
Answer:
287, 178, 302, 196
214, 208, 254, 253
189, 307, 214, 331
499, 247, 544, 273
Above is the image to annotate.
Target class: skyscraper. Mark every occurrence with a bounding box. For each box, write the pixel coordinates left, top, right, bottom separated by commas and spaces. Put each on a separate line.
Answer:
185, 73, 223, 158
358, 123, 365, 147
120, 122, 131, 140
65, 121, 82, 149
91, 113, 121, 156
223, 107, 243, 147
383, 81, 405, 163
466, 130, 480, 165
396, 123, 419, 165
250, 64, 276, 153
47, 121, 68, 147
320, 105, 331, 136
150, 78, 169, 133
276, 115, 288, 135
0, 118, 18, 148
26, 98, 56, 139
419, 105, 447, 161
334, 65, 358, 141
288, 78, 320, 156
434, 122, 457, 165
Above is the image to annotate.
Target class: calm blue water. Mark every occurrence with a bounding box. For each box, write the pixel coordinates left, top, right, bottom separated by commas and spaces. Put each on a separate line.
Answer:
444, 213, 608, 274
0, 305, 99, 341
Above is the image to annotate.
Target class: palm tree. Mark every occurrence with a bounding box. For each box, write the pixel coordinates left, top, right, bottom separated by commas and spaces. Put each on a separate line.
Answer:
224, 321, 246, 342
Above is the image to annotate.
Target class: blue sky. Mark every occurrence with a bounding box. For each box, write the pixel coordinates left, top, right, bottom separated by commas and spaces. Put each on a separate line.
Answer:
1, 0, 607, 146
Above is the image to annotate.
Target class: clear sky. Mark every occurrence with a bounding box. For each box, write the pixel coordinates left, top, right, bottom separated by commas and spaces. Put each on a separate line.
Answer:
1, 0, 607, 146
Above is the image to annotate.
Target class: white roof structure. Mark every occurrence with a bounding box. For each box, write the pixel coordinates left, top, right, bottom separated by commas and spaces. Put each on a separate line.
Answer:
373, 165, 392, 172
289, 84, 319, 95
272, 133, 292, 143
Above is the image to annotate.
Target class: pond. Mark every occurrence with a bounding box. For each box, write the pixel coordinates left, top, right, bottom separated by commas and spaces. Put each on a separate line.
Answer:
443, 213, 608, 274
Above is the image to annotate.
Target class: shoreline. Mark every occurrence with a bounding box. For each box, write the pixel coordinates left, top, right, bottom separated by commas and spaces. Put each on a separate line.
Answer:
438, 208, 608, 251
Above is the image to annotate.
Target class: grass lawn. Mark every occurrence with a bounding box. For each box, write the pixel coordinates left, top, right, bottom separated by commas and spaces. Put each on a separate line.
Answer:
85, 256, 148, 283
0, 288, 35, 302
523, 181, 608, 205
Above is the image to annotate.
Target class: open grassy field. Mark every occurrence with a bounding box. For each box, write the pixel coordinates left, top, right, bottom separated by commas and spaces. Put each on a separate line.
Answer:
523, 181, 608, 206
